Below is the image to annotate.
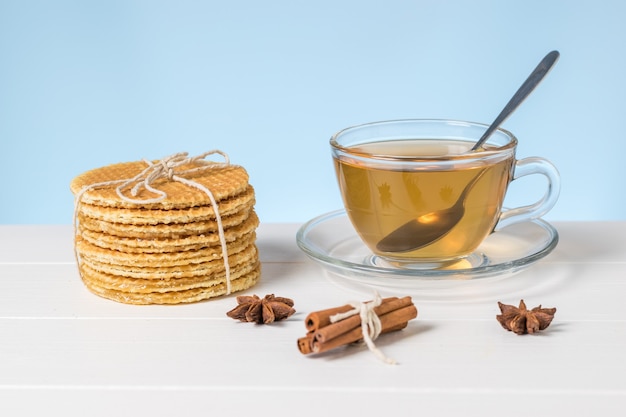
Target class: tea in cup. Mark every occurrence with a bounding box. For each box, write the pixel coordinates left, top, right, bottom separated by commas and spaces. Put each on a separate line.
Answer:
330, 119, 560, 268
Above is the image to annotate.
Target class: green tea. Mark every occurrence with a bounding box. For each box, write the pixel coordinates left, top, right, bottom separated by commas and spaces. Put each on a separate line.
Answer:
334, 140, 514, 260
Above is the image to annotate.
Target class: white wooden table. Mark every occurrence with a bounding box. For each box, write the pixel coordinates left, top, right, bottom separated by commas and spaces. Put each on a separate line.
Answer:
1, 222, 625, 416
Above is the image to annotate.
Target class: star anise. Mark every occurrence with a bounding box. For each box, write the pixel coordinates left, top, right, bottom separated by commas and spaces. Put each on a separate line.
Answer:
226, 294, 295, 324
496, 299, 556, 335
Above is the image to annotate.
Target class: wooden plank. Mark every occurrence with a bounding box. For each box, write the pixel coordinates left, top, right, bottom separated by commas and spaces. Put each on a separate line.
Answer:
0, 318, 624, 392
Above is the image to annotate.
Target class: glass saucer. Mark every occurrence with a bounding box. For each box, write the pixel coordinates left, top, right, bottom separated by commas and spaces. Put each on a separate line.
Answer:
296, 209, 559, 290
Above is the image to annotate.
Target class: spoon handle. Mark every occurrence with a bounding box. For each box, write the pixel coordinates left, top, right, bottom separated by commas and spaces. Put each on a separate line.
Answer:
471, 50, 560, 151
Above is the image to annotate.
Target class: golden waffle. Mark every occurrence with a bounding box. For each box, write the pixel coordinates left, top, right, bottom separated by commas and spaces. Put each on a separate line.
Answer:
81, 247, 259, 291
76, 231, 256, 267
79, 211, 259, 253
77, 186, 255, 225
70, 158, 250, 210
82, 243, 258, 280
81, 264, 261, 305
78, 201, 254, 239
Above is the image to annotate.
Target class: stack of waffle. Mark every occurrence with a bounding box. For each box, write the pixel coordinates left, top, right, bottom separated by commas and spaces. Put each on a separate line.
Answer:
70, 152, 260, 305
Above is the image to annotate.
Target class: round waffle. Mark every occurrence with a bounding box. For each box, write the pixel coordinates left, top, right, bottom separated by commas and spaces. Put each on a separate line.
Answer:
81, 245, 259, 289
76, 231, 256, 267
77, 186, 255, 225
70, 158, 250, 209
81, 264, 261, 305
78, 211, 259, 254
77, 200, 254, 238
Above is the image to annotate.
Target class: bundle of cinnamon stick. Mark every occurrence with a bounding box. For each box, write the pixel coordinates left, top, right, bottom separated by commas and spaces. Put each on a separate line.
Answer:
297, 296, 417, 356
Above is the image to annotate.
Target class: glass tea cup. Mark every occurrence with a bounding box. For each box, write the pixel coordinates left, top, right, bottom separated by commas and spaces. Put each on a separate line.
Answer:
330, 119, 560, 269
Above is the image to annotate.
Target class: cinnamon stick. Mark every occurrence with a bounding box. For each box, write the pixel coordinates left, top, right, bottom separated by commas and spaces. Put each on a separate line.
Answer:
297, 323, 407, 355
314, 296, 414, 344
304, 297, 398, 331
297, 333, 315, 354
310, 304, 417, 354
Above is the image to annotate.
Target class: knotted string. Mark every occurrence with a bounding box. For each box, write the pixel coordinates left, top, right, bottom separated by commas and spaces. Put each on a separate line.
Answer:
73, 150, 233, 295
330, 292, 397, 365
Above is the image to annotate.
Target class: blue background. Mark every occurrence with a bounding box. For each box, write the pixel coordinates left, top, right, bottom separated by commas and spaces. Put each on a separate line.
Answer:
1, 0, 624, 224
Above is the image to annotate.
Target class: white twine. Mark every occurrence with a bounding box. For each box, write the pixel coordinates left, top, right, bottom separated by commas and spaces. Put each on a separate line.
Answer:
330, 292, 397, 365
73, 150, 233, 295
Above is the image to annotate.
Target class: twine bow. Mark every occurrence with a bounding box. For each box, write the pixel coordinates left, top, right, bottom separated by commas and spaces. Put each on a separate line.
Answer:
73, 150, 233, 295
330, 292, 397, 364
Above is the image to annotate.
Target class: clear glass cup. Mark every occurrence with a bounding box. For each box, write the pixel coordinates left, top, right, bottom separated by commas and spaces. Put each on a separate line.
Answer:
330, 119, 560, 268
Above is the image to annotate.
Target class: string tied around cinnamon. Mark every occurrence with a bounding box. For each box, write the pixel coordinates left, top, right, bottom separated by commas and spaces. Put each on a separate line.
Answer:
73, 150, 233, 295
330, 292, 397, 365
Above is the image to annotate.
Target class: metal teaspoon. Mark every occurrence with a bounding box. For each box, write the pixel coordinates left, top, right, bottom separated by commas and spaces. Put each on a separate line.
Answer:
376, 50, 560, 254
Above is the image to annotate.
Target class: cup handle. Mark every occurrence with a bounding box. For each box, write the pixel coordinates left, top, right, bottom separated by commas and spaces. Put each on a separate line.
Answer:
495, 157, 561, 231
